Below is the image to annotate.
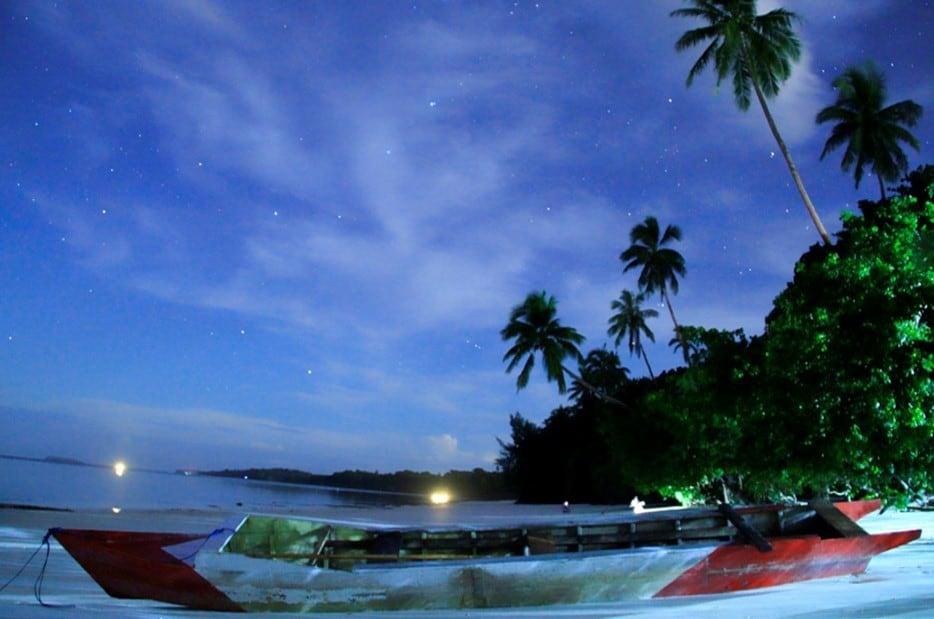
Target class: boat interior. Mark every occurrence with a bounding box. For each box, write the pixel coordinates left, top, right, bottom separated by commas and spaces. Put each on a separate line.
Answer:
219, 501, 871, 570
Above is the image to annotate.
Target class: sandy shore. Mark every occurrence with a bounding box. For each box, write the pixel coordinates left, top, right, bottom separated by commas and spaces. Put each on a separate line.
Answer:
0, 503, 931, 618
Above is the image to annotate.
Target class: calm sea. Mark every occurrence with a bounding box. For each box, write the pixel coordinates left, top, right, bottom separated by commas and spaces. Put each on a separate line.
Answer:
0, 458, 414, 511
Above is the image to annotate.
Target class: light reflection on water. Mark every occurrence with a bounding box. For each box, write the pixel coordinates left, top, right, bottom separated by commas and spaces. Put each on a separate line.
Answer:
0, 457, 415, 510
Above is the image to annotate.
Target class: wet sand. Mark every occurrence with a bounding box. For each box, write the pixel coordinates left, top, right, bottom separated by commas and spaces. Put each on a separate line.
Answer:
0, 503, 931, 618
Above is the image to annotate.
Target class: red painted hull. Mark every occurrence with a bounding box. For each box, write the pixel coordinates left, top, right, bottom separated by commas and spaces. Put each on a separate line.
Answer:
656, 528, 920, 597
834, 498, 882, 522
52, 529, 243, 612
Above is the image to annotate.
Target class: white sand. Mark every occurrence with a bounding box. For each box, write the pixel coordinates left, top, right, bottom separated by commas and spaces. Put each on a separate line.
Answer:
0, 503, 931, 618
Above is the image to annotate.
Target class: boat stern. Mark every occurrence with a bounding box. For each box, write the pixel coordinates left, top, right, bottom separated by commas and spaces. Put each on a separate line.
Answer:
51, 528, 244, 612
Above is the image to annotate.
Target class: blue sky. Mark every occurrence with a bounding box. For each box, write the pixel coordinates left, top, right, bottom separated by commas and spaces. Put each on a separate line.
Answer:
1, 1, 931, 473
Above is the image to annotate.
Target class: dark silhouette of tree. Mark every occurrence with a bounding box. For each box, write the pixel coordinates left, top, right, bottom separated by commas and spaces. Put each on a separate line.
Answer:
816, 62, 923, 200
608, 290, 658, 377
569, 347, 630, 402
620, 216, 689, 362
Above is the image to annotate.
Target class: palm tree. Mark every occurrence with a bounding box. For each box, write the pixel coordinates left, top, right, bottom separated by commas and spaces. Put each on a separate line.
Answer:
668, 334, 699, 362
501, 291, 628, 407
672, 0, 832, 244
620, 216, 689, 361
816, 62, 923, 200
500, 291, 584, 394
608, 290, 658, 378
569, 348, 630, 402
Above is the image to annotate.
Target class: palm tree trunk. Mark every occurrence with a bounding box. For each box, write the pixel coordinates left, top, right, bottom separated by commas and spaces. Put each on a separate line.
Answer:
878, 174, 887, 201
640, 346, 655, 379
661, 287, 690, 364
750, 77, 832, 245
561, 365, 630, 410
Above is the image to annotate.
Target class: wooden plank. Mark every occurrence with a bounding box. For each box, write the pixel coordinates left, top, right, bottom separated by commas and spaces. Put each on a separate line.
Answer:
718, 504, 772, 552
809, 500, 868, 538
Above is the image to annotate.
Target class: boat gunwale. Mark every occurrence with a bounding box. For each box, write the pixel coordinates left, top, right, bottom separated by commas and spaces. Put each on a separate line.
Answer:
229, 502, 791, 535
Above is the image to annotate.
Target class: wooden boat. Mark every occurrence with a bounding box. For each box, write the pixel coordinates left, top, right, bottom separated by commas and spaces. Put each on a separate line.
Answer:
51, 499, 920, 613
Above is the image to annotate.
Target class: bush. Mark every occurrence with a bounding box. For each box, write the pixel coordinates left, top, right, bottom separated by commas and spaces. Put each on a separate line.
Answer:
756, 184, 933, 505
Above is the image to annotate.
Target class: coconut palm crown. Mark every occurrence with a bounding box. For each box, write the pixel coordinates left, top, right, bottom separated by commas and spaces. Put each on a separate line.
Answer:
671, 0, 832, 243
608, 290, 658, 378
501, 291, 584, 394
816, 62, 923, 200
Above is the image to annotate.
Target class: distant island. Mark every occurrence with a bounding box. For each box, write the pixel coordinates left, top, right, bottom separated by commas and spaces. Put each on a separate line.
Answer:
0, 453, 168, 475
200, 467, 512, 502
1, 454, 512, 501
1, 454, 99, 468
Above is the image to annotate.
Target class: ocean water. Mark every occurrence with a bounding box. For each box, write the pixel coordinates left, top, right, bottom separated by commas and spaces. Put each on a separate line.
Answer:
0, 458, 414, 511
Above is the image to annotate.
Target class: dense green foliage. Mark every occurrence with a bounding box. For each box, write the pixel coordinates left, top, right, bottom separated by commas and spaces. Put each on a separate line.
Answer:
755, 180, 933, 505
816, 62, 923, 198
499, 172, 933, 506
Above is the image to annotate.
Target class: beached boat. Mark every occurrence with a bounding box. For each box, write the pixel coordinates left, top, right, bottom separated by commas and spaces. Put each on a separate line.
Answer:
51, 499, 919, 613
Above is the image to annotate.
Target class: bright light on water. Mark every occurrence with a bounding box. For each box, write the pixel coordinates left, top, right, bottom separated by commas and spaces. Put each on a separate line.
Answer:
430, 490, 451, 505
111, 506, 121, 514
113, 461, 127, 477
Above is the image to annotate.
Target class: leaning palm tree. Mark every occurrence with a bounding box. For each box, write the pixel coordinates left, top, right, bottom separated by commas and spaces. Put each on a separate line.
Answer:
568, 348, 629, 402
608, 290, 658, 378
816, 62, 923, 200
501, 291, 628, 407
620, 217, 689, 361
672, 0, 832, 244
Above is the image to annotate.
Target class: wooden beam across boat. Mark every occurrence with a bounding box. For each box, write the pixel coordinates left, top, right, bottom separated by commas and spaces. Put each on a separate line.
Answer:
718, 503, 773, 552
809, 500, 869, 538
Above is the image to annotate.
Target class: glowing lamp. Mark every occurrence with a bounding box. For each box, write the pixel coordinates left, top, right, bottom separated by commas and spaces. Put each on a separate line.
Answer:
113, 461, 127, 477
429, 490, 451, 505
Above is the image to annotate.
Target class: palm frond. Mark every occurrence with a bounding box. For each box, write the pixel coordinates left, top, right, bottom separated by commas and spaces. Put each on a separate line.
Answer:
660, 224, 683, 244
516, 355, 535, 390
819, 122, 855, 160
885, 124, 921, 151
815, 105, 855, 125
675, 24, 722, 51
879, 100, 923, 126
686, 39, 719, 86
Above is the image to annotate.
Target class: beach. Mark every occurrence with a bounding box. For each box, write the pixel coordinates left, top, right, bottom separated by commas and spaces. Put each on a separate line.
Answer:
0, 503, 931, 618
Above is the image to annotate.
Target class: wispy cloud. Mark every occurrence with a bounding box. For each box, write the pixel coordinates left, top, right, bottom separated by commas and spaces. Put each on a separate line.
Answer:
7, 0, 927, 472
2, 398, 493, 472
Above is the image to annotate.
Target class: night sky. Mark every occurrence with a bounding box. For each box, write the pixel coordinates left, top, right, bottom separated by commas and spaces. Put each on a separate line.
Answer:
2, 1, 931, 473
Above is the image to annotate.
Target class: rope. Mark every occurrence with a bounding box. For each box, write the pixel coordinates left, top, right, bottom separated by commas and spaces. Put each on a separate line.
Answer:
0, 528, 72, 608
1, 526, 235, 608
178, 527, 235, 562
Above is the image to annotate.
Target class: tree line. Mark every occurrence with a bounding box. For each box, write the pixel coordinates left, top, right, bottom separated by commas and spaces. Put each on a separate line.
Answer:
496, 1, 929, 507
